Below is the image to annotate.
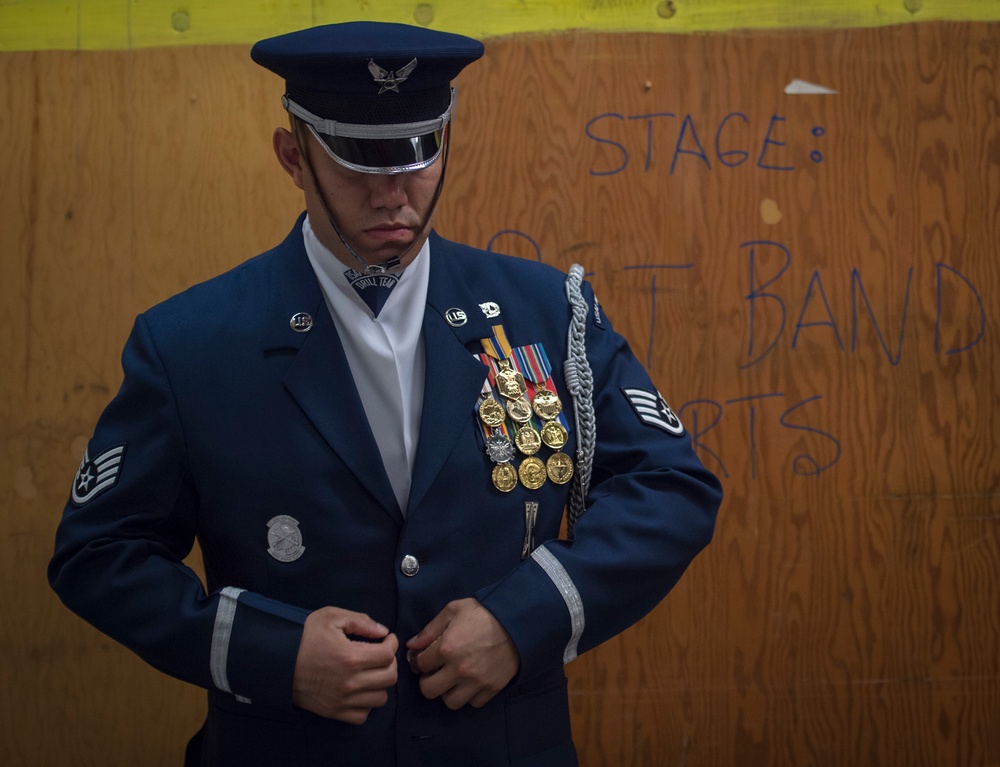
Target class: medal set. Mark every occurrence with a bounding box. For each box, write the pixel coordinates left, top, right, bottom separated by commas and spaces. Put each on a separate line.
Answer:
476, 332, 574, 493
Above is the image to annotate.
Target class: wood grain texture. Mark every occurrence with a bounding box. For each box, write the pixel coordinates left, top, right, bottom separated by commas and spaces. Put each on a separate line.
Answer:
2, 22, 998, 766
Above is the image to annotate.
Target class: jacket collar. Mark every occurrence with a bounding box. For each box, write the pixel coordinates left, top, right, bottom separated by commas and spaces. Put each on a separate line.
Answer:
263, 214, 403, 524
259, 220, 492, 521
407, 231, 493, 511
424, 231, 497, 344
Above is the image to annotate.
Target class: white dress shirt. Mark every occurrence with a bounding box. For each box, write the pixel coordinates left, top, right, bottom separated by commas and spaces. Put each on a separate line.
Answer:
302, 215, 428, 515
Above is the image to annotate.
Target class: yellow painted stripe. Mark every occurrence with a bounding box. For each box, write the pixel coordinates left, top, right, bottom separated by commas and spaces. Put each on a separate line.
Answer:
1, 0, 998, 52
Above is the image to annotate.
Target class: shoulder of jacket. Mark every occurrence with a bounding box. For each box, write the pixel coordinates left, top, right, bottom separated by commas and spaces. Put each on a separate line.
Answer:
143, 242, 282, 320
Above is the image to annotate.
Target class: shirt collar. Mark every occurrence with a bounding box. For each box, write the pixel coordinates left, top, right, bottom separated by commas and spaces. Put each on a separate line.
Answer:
302, 214, 431, 319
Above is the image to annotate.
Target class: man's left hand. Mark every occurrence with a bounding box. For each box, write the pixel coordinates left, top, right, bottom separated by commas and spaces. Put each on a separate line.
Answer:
406, 598, 520, 710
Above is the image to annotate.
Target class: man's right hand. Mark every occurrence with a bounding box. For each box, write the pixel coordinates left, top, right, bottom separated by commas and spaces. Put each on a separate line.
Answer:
292, 607, 398, 724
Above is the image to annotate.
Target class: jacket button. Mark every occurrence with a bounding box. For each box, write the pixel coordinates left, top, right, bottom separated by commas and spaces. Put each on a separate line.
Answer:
400, 555, 420, 577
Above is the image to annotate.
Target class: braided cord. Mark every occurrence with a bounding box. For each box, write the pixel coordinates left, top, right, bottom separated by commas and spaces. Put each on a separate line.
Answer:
564, 265, 596, 538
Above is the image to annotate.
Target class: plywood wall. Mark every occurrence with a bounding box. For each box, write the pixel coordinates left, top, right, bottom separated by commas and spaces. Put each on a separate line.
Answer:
2, 21, 998, 766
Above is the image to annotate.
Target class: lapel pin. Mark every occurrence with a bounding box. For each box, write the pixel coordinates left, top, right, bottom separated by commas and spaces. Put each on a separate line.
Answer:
445, 308, 468, 327
289, 313, 313, 333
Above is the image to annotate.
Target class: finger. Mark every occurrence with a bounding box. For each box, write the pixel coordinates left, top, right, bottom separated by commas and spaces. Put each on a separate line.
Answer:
405, 626, 443, 653
333, 612, 392, 641
337, 707, 378, 726
405, 647, 428, 676
376, 631, 400, 656
406, 646, 440, 675
417, 664, 459, 702
350, 655, 398, 688
468, 686, 500, 709
406, 607, 453, 652
330, 662, 397, 715
409, 638, 445, 675
344, 636, 400, 673
340, 682, 393, 709
439, 681, 477, 711
437, 675, 503, 711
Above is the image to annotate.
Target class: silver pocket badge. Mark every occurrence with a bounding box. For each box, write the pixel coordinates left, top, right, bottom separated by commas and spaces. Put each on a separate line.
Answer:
267, 515, 305, 562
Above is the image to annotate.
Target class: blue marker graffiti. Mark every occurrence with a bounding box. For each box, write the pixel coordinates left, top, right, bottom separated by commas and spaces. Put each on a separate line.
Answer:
679, 392, 841, 480
585, 111, 809, 176
623, 263, 695, 368
740, 240, 984, 367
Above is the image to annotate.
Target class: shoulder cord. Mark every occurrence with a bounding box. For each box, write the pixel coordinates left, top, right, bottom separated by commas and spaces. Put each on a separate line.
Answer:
564, 264, 596, 539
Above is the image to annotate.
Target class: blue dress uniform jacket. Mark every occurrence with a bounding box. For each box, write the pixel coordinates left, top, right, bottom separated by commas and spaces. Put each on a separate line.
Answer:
49, 215, 722, 766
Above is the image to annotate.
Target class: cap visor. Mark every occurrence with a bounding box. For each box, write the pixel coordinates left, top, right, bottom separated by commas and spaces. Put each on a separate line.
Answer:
313, 127, 445, 174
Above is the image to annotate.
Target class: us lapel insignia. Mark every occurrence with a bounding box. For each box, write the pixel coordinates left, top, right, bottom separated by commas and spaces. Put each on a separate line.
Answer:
289, 312, 313, 333
445, 308, 468, 327
266, 515, 306, 562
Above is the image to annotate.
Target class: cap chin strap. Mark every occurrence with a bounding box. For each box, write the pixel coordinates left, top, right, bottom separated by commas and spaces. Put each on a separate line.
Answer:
294, 118, 450, 277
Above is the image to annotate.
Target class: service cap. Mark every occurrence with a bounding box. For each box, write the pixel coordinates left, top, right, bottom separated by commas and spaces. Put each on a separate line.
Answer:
251, 22, 484, 174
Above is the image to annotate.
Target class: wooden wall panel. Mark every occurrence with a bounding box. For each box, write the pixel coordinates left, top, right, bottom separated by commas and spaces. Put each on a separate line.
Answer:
2, 21, 997, 766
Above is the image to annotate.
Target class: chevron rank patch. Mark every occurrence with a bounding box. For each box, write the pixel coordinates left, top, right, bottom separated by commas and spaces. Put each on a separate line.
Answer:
71, 444, 126, 506
622, 388, 685, 436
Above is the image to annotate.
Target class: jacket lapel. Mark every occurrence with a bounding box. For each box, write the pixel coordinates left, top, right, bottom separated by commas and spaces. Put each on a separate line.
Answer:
262, 215, 403, 525
408, 233, 494, 512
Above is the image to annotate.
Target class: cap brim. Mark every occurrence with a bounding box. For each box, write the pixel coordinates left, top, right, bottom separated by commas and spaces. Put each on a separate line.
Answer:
286, 91, 453, 174
311, 125, 446, 174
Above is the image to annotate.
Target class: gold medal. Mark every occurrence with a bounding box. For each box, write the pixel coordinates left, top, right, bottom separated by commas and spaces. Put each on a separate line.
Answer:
518, 456, 547, 490
506, 395, 533, 424
515, 424, 542, 456
492, 463, 518, 493
532, 387, 562, 420
495, 360, 527, 400
540, 420, 568, 450
546, 452, 575, 484
478, 396, 506, 428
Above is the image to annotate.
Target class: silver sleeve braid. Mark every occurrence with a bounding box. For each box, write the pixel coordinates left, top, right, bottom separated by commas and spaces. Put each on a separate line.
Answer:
564, 264, 596, 538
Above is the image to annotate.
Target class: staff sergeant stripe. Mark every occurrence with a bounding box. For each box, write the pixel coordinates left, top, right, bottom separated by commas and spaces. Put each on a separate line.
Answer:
622, 387, 685, 435
71, 444, 126, 505
532, 546, 584, 663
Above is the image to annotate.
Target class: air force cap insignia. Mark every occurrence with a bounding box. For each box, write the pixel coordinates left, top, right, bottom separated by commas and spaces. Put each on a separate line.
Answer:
71, 444, 126, 506
368, 57, 418, 94
622, 388, 685, 436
